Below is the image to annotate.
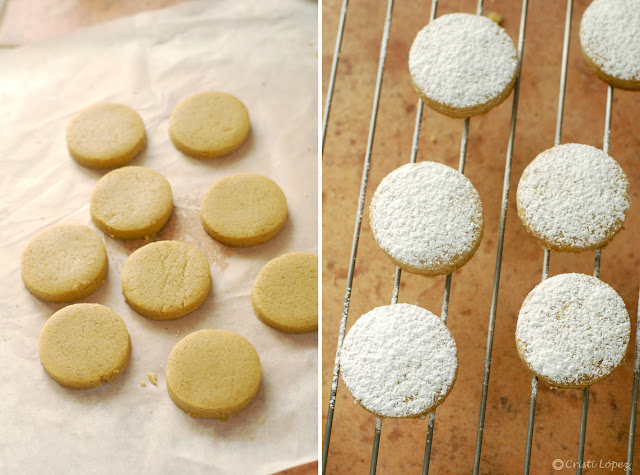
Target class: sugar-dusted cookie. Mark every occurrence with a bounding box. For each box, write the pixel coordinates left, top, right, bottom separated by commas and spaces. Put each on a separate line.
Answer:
166, 329, 261, 419
39, 303, 131, 389
21, 224, 108, 303
409, 13, 518, 118
90, 166, 173, 240
579, 0, 640, 90
251, 252, 318, 333
515, 273, 629, 389
340, 303, 458, 418
369, 161, 483, 276
516, 143, 630, 252
120, 241, 211, 320
169, 91, 250, 159
200, 173, 287, 247
66, 102, 146, 168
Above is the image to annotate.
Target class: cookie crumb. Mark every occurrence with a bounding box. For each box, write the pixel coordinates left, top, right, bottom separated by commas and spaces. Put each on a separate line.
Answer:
147, 372, 158, 385
176, 329, 180, 336
487, 11, 503, 24
141, 381, 146, 387
249, 436, 255, 441
258, 415, 266, 424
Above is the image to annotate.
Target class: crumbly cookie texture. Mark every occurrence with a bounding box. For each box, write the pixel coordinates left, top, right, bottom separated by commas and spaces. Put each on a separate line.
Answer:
169, 91, 250, 159
579, 0, 640, 89
200, 173, 287, 247
166, 329, 261, 419
515, 273, 630, 389
340, 303, 458, 418
90, 166, 173, 240
120, 240, 211, 320
21, 223, 108, 303
370, 161, 483, 276
38, 304, 131, 389
66, 102, 146, 168
409, 13, 518, 118
251, 252, 318, 333
516, 143, 630, 252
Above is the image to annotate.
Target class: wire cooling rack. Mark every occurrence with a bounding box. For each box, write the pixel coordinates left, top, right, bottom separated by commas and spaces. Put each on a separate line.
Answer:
322, 0, 640, 473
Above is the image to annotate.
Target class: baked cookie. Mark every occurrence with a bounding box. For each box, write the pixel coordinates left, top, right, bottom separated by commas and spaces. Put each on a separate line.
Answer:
90, 166, 173, 240
251, 252, 318, 333
515, 273, 629, 389
516, 143, 630, 252
169, 91, 250, 159
409, 13, 518, 118
21, 224, 108, 303
369, 161, 483, 276
340, 303, 458, 418
579, 0, 640, 90
66, 102, 146, 168
166, 329, 261, 419
39, 303, 131, 389
200, 173, 287, 247
120, 241, 211, 320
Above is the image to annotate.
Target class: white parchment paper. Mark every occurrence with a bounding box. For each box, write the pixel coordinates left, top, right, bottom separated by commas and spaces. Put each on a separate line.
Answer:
0, 1, 318, 473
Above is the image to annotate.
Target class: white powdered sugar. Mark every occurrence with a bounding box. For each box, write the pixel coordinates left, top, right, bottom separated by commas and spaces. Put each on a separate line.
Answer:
340, 303, 458, 418
580, 0, 640, 82
516, 273, 630, 388
409, 13, 517, 109
369, 161, 483, 274
516, 143, 630, 251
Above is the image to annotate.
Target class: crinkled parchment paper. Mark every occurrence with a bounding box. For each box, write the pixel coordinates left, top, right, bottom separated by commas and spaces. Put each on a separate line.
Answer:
0, 1, 318, 473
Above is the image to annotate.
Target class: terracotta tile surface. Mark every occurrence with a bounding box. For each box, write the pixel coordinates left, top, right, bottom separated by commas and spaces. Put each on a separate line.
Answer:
322, 0, 640, 473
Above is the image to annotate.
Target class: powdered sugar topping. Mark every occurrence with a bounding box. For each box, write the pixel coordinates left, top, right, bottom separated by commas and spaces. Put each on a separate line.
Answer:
516, 273, 630, 388
340, 303, 458, 418
409, 13, 517, 109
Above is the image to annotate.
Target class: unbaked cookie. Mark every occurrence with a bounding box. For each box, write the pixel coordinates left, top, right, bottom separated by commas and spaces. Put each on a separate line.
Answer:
200, 173, 287, 247
516, 143, 630, 252
580, 0, 640, 90
409, 13, 518, 118
90, 166, 173, 240
340, 303, 458, 418
166, 329, 261, 419
251, 252, 318, 333
515, 273, 629, 389
120, 241, 211, 320
39, 303, 131, 389
169, 91, 250, 159
369, 161, 483, 276
66, 102, 146, 168
21, 224, 108, 303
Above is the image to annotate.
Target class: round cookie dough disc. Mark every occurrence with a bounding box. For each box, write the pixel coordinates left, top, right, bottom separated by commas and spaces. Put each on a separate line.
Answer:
39, 304, 131, 389
515, 273, 630, 389
200, 173, 287, 247
66, 103, 146, 168
21, 224, 108, 303
169, 91, 250, 159
166, 329, 261, 419
120, 241, 211, 320
91, 166, 173, 240
251, 252, 318, 333
340, 303, 458, 418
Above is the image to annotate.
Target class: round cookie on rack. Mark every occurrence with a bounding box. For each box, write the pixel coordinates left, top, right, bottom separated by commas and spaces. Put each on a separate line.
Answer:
579, 0, 640, 90
369, 161, 483, 276
408, 13, 518, 118
515, 273, 629, 389
66, 103, 146, 169
340, 303, 458, 418
516, 143, 630, 252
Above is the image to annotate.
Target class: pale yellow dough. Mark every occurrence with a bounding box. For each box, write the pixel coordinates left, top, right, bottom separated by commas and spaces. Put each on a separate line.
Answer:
21, 224, 108, 303
169, 91, 250, 159
90, 166, 173, 240
120, 241, 211, 320
200, 173, 287, 247
38, 304, 131, 389
251, 252, 318, 333
66, 102, 146, 168
166, 329, 261, 419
